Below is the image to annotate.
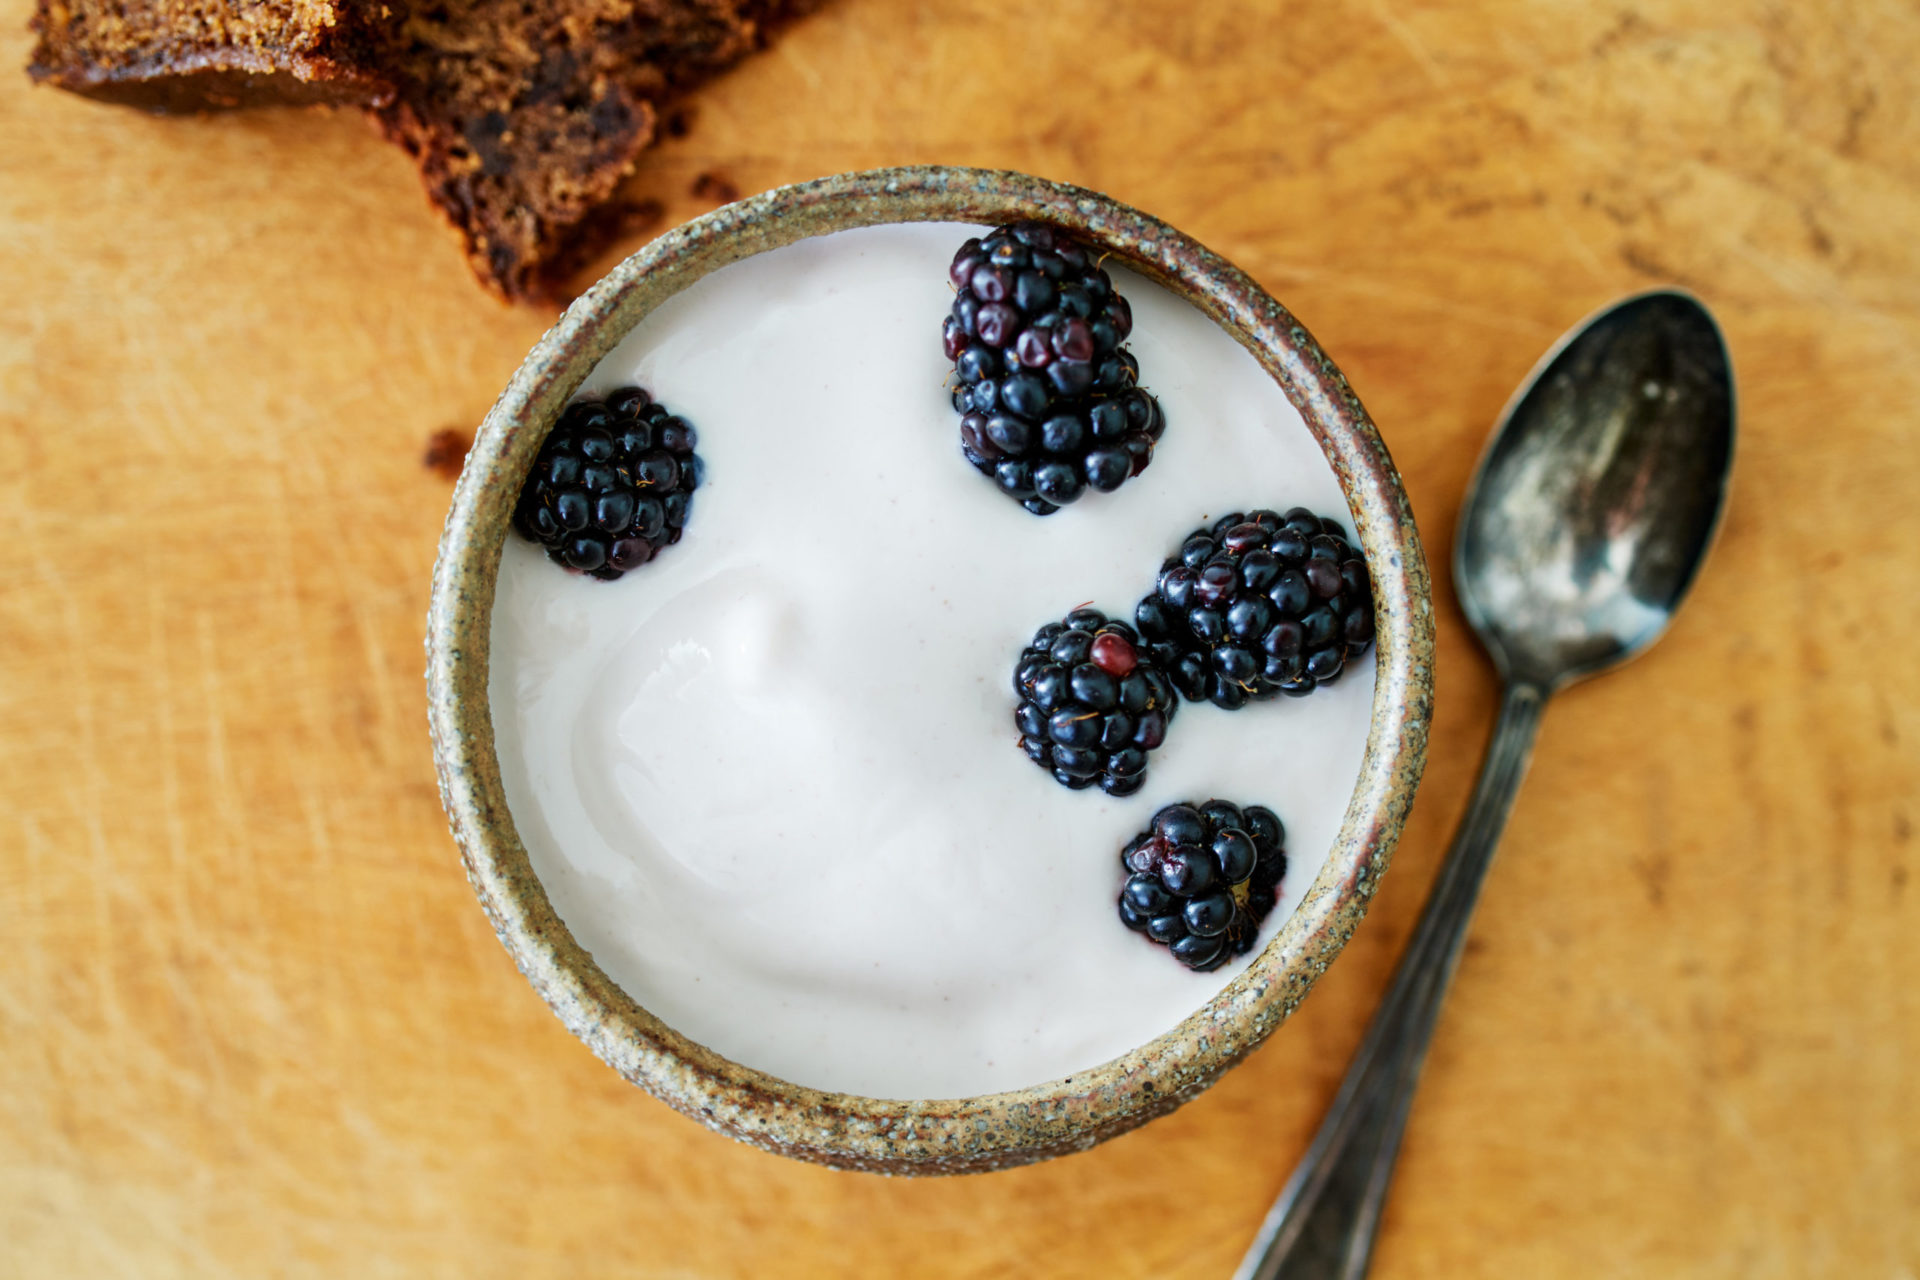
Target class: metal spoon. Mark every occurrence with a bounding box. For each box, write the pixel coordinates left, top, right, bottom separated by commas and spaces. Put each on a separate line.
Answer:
1234, 290, 1735, 1280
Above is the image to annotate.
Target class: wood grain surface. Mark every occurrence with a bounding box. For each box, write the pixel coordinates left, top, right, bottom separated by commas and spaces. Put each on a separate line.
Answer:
3, 1, 1917, 1275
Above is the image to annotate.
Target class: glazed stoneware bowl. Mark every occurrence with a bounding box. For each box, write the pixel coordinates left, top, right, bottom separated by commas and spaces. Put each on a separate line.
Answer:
426, 166, 1434, 1174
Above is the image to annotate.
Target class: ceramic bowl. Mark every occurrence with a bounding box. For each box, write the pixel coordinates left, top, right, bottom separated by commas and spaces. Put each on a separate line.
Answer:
426, 166, 1434, 1174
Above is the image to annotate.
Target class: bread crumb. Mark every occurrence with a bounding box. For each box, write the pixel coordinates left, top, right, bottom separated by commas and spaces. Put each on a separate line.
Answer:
423, 428, 471, 480
691, 171, 741, 204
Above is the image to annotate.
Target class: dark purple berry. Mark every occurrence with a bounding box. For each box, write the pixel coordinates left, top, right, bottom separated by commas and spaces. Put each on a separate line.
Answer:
946, 222, 1166, 511
1114, 800, 1291, 969
1159, 847, 1216, 897
1153, 804, 1205, 847
1131, 708, 1168, 749
977, 302, 1020, 346
1171, 933, 1225, 968
1133, 507, 1374, 702
1183, 893, 1236, 938
994, 459, 1037, 500
512, 386, 702, 581
1084, 449, 1131, 491
563, 537, 605, 571
1013, 608, 1180, 795
1040, 414, 1085, 455
1124, 874, 1173, 917
1089, 631, 1137, 676
1213, 829, 1257, 882
1034, 462, 1084, 505
1052, 745, 1103, 778
1242, 805, 1285, 849
608, 537, 653, 571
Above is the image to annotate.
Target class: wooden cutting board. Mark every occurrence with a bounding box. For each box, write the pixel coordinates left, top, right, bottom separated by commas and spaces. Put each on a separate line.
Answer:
2, 2, 1916, 1275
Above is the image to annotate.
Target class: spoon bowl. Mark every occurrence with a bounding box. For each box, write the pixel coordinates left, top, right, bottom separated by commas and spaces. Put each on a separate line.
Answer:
1457, 290, 1735, 689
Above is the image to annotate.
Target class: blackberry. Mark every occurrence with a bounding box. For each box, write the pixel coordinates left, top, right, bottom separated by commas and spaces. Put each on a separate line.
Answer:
511, 386, 702, 580
1012, 608, 1179, 795
1135, 507, 1375, 707
944, 222, 1167, 513
1117, 800, 1288, 971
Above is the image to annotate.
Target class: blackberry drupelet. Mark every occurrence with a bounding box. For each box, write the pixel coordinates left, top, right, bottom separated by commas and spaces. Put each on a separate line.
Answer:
1117, 800, 1288, 971
511, 385, 702, 580
945, 222, 1166, 514
1135, 507, 1375, 707
1012, 608, 1180, 796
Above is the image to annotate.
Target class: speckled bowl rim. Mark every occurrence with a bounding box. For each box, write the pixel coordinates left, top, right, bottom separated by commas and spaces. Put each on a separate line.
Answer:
426, 166, 1434, 1175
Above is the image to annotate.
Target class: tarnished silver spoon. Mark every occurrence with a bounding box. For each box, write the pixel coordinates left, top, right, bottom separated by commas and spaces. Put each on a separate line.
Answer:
1235, 290, 1735, 1280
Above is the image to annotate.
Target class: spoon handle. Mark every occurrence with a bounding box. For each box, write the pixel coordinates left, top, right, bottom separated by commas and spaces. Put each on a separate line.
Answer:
1233, 681, 1547, 1280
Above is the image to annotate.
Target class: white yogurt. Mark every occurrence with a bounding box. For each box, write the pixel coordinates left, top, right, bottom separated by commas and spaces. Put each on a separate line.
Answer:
489, 223, 1374, 1100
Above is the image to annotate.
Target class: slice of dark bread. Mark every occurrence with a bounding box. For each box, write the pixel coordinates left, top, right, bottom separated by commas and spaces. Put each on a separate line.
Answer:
373, 0, 815, 301
26, 0, 815, 299
373, 0, 752, 300
28, 0, 399, 109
